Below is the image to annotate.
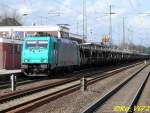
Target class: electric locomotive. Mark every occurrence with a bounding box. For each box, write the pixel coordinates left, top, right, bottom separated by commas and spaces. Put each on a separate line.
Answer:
21, 36, 80, 76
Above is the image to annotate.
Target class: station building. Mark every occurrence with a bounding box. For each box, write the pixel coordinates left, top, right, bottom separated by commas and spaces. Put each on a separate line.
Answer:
0, 26, 83, 69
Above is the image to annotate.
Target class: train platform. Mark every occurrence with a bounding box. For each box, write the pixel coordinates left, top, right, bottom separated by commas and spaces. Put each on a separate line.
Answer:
0, 69, 21, 75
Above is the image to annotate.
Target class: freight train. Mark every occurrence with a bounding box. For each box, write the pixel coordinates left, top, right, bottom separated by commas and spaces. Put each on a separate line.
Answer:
21, 36, 148, 76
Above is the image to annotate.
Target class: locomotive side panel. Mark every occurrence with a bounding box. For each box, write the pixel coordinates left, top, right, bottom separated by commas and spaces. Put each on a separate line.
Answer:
57, 38, 79, 67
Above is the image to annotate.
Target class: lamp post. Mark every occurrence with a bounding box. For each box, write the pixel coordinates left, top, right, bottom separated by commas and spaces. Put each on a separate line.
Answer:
11, 28, 15, 69
76, 21, 79, 34
82, 0, 87, 43
122, 17, 125, 49
22, 13, 29, 39
21, 12, 30, 26
105, 5, 117, 46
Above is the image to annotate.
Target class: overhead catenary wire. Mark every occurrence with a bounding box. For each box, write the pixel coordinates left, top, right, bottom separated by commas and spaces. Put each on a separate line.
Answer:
128, 0, 136, 10
54, 0, 82, 15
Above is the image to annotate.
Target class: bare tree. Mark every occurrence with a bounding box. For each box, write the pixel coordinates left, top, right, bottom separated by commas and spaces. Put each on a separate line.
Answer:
0, 7, 22, 26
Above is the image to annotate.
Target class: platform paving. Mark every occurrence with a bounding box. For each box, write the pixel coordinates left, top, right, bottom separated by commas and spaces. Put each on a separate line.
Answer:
0, 69, 21, 75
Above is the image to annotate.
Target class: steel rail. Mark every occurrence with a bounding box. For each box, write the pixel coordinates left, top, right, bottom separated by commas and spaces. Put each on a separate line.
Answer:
0, 62, 141, 104
0, 79, 41, 89
0, 62, 144, 113
125, 72, 150, 113
0, 68, 92, 89
80, 64, 148, 113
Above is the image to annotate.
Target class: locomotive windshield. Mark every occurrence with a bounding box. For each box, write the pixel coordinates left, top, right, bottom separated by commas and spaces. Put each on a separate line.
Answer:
26, 41, 36, 48
38, 41, 48, 48
26, 40, 48, 49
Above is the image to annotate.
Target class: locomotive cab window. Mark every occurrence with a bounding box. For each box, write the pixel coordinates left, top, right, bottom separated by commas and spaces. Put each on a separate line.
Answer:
26, 41, 36, 49
38, 41, 48, 49
25, 40, 48, 49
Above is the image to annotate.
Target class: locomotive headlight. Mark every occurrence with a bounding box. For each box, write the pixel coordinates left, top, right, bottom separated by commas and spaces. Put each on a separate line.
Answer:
24, 59, 29, 63
42, 59, 47, 63
43, 59, 47, 62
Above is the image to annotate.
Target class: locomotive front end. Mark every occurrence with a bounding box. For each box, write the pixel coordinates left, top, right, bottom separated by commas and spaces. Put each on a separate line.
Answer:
21, 37, 51, 75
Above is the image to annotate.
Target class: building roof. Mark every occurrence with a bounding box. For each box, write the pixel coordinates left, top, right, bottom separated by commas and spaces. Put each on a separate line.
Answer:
0, 26, 69, 32
69, 33, 83, 40
0, 26, 84, 43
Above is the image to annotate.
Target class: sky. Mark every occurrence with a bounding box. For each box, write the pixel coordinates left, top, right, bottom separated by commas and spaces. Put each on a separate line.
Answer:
1, 0, 150, 46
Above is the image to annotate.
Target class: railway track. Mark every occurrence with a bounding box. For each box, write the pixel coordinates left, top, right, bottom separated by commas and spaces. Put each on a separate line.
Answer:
81, 64, 149, 113
0, 79, 43, 89
0, 67, 97, 90
0, 62, 141, 90
126, 72, 150, 113
0, 62, 145, 113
